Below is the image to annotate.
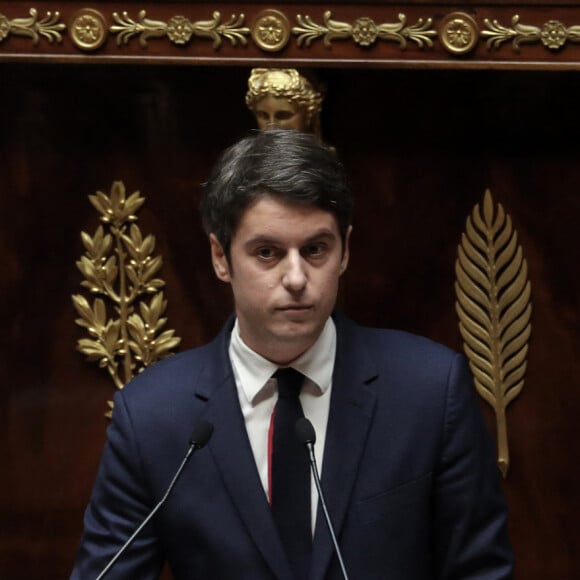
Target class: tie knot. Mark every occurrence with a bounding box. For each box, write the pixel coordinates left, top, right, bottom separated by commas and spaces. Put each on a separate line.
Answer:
274, 367, 304, 399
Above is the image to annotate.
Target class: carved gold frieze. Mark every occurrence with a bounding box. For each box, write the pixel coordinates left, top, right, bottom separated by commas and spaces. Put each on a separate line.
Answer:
292, 11, 436, 49
110, 10, 249, 48
439, 12, 479, 55
251, 9, 290, 52
70, 8, 107, 51
0, 8, 65, 44
483, 15, 580, 51
5, 6, 580, 61
455, 190, 531, 477
72, 181, 181, 417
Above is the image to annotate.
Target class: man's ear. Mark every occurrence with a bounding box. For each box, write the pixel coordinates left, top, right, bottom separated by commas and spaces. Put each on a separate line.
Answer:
209, 233, 231, 282
339, 225, 353, 275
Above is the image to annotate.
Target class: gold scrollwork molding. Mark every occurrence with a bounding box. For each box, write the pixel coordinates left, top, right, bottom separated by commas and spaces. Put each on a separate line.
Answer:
72, 181, 181, 418
5, 7, 580, 60
483, 15, 580, 52
110, 10, 249, 48
0, 8, 65, 45
251, 9, 291, 52
292, 11, 436, 49
455, 190, 532, 477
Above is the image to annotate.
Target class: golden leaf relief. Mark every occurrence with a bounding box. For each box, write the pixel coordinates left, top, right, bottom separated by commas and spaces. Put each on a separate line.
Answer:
0, 8, 65, 45
292, 11, 436, 49
110, 10, 249, 48
482, 14, 580, 52
72, 181, 181, 417
455, 189, 531, 477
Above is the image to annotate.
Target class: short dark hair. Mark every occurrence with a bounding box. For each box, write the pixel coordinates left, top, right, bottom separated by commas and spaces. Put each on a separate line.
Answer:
200, 129, 353, 255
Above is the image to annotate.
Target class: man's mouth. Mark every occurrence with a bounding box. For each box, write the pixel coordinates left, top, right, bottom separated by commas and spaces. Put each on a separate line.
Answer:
277, 305, 313, 312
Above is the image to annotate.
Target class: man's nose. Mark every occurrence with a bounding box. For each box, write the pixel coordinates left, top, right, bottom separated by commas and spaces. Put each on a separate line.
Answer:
282, 252, 307, 291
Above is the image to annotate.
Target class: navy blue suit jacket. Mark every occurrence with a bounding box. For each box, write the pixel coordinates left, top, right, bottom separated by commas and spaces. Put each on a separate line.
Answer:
72, 314, 514, 579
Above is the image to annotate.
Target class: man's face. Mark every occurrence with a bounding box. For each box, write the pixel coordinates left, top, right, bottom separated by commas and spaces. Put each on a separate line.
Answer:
210, 195, 351, 365
254, 95, 308, 132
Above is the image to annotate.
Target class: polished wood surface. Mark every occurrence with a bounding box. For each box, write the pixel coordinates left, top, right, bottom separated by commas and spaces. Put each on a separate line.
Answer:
1, 62, 579, 578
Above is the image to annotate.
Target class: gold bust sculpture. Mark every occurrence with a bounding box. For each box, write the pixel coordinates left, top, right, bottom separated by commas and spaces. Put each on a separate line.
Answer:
245, 68, 324, 139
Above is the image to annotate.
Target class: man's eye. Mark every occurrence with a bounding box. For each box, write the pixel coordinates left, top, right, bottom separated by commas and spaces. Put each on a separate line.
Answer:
305, 244, 325, 256
257, 247, 276, 259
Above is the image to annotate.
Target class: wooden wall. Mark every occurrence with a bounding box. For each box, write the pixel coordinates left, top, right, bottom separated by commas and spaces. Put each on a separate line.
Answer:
1, 2, 580, 578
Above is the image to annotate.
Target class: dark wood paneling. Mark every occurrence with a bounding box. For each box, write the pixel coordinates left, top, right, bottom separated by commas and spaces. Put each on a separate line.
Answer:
1, 63, 579, 578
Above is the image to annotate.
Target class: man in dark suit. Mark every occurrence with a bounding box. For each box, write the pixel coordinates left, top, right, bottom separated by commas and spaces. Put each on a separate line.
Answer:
72, 129, 514, 579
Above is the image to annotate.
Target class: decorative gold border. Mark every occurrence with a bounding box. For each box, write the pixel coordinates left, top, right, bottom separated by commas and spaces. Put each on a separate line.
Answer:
3, 7, 580, 59
110, 10, 249, 48
292, 11, 436, 49
482, 15, 580, 52
251, 9, 291, 52
0, 8, 65, 45
439, 12, 479, 55
70, 8, 107, 51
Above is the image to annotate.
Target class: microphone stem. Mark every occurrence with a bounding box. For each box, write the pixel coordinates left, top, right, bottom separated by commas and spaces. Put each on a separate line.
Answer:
95, 442, 197, 580
306, 442, 350, 580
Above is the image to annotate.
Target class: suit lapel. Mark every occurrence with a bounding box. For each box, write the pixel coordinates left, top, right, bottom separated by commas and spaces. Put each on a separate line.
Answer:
194, 323, 294, 580
310, 315, 378, 580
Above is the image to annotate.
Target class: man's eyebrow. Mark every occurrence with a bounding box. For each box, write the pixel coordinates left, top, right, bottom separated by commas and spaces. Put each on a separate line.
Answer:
244, 229, 337, 247
243, 235, 279, 248
303, 230, 337, 244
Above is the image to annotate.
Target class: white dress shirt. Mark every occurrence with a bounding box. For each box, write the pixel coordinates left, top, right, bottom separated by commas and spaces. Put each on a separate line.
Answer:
229, 317, 336, 532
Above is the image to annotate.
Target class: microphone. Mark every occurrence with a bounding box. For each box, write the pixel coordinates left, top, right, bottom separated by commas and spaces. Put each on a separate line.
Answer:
295, 417, 350, 580
95, 420, 214, 580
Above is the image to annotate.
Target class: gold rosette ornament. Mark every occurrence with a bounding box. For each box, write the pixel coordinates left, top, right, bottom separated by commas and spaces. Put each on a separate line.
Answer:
72, 181, 181, 417
455, 190, 531, 477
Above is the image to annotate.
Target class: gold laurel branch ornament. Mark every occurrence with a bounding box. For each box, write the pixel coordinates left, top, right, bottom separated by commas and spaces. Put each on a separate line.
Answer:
0, 8, 65, 45
72, 181, 181, 418
482, 14, 580, 52
110, 10, 249, 49
455, 189, 531, 477
293, 11, 436, 49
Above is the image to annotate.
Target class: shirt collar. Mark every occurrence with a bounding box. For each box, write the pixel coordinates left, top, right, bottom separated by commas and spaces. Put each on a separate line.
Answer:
229, 317, 336, 405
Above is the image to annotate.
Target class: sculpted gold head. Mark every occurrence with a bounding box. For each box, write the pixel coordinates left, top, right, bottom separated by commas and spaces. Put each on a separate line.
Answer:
245, 68, 323, 138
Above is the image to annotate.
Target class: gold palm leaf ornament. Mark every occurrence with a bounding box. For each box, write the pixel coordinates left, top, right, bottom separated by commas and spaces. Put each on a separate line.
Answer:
455, 189, 531, 477
72, 181, 181, 417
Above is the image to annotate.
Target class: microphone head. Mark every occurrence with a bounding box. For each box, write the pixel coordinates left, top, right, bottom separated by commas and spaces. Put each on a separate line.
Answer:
190, 420, 214, 449
295, 417, 316, 445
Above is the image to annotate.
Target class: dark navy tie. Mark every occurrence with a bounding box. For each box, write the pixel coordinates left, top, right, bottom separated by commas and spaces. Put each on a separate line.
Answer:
271, 368, 311, 579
